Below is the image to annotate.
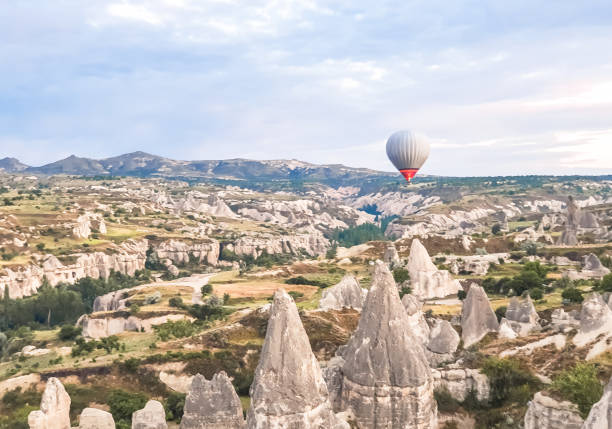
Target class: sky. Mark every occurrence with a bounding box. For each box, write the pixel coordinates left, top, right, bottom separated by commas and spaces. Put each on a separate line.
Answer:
1, 1, 612, 176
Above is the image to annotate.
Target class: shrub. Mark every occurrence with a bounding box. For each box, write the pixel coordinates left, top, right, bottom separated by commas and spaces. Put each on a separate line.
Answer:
392, 267, 410, 284
551, 363, 603, 418
529, 288, 543, 300
562, 287, 584, 303
288, 291, 304, 300
58, 325, 82, 341
165, 392, 186, 421
494, 306, 506, 322
201, 284, 213, 296
457, 290, 466, 300
481, 357, 539, 406
600, 274, 612, 292
108, 389, 147, 425
285, 276, 328, 288
154, 320, 199, 341
398, 286, 412, 299
168, 297, 185, 308
434, 388, 460, 413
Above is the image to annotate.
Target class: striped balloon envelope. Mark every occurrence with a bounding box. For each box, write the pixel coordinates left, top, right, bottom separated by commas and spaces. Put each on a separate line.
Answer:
385, 130, 430, 182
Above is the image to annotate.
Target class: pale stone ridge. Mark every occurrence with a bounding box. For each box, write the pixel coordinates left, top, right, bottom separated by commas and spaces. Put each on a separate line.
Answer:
339, 261, 437, 429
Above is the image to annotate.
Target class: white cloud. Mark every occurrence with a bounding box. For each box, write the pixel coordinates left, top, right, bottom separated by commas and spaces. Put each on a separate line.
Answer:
107, 3, 163, 25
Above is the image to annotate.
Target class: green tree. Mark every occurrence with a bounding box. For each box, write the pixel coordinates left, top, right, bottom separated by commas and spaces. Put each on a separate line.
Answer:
562, 287, 584, 303
552, 363, 603, 418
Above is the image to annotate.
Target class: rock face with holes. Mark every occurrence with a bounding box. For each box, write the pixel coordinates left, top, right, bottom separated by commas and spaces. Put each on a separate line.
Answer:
131, 400, 168, 429
582, 375, 612, 429
78, 407, 116, 429
461, 284, 499, 348
246, 289, 348, 429
407, 239, 460, 299
523, 392, 583, 429
318, 275, 367, 311
28, 377, 71, 429
338, 261, 438, 429
180, 372, 245, 429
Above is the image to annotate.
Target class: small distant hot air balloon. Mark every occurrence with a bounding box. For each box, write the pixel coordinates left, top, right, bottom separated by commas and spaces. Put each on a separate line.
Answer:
386, 130, 430, 182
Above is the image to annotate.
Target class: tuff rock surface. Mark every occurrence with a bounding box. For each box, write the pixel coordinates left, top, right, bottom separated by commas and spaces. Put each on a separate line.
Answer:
338, 261, 437, 428
407, 239, 460, 299
582, 376, 612, 429
432, 368, 490, 402
461, 284, 499, 348
524, 392, 583, 429
28, 377, 71, 429
78, 407, 116, 429
503, 294, 540, 336
402, 293, 431, 345
427, 320, 460, 366
318, 275, 367, 311
246, 289, 347, 429
181, 372, 245, 429
132, 400, 167, 429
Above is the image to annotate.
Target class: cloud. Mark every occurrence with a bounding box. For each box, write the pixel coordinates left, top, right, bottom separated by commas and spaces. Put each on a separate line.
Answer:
1, 0, 612, 176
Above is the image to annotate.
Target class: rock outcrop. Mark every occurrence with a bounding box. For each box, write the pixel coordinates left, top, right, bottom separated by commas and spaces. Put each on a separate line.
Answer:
155, 239, 219, 266
338, 261, 437, 428
582, 253, 611, 278
0, 239, 147, 299
318, 275, 367, 311
181, 372, 245, 429
407, 239, 460, 299
461, 284, 499, 348
234, 231, 329, 259
246, 289, 347, 429
582, 376, 612, 429
383, 242, 401, 267
78, 407, 116, 429
503, 294, 540, 336
132, 400, 167, 429
402, 293, 431, 345
427, 320, 460, 366
432, 368, 490, 402
80, 314, 191, 339
28, 377, 71, 429
524, 392, 583, 429
573, 293, 612, 359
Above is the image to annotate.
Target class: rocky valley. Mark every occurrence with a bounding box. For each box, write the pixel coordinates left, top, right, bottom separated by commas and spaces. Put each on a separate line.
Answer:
0, 160, 611, 429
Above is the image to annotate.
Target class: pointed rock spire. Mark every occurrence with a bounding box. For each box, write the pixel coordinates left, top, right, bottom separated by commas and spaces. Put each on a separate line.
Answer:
461, 284, 499, 348
246, 289, 347, 428
28, 377, 71, 429
340, 261, 437, 428
407, 239, 460, 299
319, 275, 367, 311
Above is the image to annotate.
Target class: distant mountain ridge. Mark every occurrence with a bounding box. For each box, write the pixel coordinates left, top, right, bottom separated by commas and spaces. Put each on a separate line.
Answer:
0, 152, 397, 184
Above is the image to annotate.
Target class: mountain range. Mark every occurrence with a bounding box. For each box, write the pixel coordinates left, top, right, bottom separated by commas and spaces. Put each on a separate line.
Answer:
0, 152, 397, 185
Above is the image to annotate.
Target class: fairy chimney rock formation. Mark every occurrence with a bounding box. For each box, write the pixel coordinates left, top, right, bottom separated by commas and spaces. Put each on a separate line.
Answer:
407, 239, 460, 299
504, 294, 540, 336
131, 400, 167, 429
383, 242, 401, 267
461, 284, 499, 348
339, 261, 438, 428
318, 275, 367, 311
181, 372, 245, 429
28, 377, 71, 429
246, 289, 348, 429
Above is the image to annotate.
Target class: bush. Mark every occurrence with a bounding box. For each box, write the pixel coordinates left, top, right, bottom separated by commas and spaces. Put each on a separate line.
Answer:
562, 287, 584, 303
495, 306, 506, 322
392, 268, 410, 284
600, 274, 612, 292
457, 290, 466, 300
434, 388, 460, 413
551, 363, 603, 418
481, 357, 539, 406
201, 284, 213, 296
108, 389, 148, 425
165, 392, 185, 421
529, 288, 543, 300
288, 291, 304, 300
58, 325, 82, 341
168, 297, 185, 308
285, 276, 328, 288
154, 320, 199, 341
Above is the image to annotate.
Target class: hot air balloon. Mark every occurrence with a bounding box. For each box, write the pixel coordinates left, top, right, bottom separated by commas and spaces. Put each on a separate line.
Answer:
386, 130, 430, 182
